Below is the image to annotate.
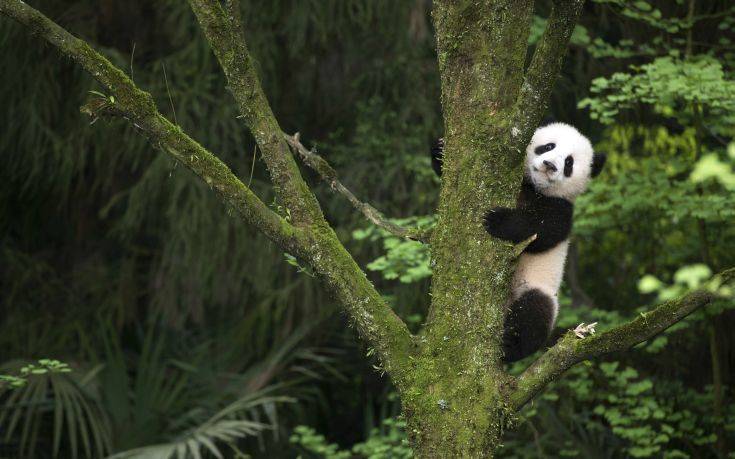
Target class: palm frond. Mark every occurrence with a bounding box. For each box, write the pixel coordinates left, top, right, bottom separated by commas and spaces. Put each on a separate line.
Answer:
108, 390, 292, 459
0, 361, 111, 458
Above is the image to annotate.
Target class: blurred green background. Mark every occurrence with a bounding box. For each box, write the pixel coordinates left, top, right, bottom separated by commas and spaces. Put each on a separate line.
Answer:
1, 0, 734, 457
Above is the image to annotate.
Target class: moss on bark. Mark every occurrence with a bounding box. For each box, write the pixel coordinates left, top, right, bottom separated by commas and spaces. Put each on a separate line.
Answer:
186, 0, 416, 381
403, 1, 533, 455
401, 1, 590, 455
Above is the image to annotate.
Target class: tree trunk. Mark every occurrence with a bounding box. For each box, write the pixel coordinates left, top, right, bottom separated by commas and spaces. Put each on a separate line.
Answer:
399, 2, 534, 456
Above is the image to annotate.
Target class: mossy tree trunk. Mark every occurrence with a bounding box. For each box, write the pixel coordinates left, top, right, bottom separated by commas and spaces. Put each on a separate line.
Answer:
404, 2, 534, 455
402, 1, 589, 455
2, 0, 731, 457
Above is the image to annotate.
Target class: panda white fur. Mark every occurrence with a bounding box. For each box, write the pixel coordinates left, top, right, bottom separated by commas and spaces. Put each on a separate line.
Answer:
483, 122, 605, 361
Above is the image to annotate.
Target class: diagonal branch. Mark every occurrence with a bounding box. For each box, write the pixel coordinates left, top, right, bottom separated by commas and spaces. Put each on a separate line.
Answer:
0, 0, 300, 254
509, 268, 735, 410
0, 0, 416, 388
187, 0, 323, 226
186, 0, 416, 381
511, 0, 585, 145
284, 133, 431, 243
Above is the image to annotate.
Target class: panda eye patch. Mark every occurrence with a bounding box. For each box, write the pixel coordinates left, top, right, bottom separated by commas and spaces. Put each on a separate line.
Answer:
534, 143, 556, 155
564, 155, 574, 177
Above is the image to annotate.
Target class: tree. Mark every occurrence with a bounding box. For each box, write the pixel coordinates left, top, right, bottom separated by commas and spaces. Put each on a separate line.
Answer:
1, 0, 731, 456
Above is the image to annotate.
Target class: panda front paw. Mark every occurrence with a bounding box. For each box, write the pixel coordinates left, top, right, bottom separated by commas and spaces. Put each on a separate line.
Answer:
483, 207, 513, 237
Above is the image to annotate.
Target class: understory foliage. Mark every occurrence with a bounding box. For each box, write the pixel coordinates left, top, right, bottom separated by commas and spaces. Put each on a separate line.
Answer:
1, 0, 734, 457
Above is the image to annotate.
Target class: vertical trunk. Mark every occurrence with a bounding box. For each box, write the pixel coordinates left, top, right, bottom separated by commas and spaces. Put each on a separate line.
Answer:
405, 390, 506, 457
400, 2, 535, 457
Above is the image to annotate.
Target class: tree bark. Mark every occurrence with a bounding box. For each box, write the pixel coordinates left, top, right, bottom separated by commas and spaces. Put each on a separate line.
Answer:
399, 1, 585, 455
405, 2, 534, 455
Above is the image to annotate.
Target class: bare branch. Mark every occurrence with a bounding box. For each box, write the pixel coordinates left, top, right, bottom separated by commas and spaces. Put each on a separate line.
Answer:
511, 0, 585, 144
0, 0, 416, 386
0, 0, 300, 253
187, 0, 323, 226
285, 133, 431, 243
509, 268, 735, 410
185, 1, 417, 378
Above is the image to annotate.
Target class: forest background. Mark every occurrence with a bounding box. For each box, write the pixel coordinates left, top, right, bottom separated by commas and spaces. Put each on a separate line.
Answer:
1, 0, 735, 457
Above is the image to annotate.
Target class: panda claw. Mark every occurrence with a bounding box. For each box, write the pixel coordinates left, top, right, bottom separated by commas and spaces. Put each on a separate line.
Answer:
573, 322, 597, 338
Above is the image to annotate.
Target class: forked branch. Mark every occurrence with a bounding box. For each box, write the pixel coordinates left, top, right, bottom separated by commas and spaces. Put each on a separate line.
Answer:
0, 0, 299, 253
285, 133, 431, 243
0, 0, 415, 386
186, 0, 415, 378
510, 267, 735, 410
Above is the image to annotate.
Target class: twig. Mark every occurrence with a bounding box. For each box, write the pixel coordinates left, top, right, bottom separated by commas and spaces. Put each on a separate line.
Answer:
513, 234, 538, 257
247, 143, 258, 188
284, 133, 431, 243
130, 42, 136, 83
161, 61, 178, 126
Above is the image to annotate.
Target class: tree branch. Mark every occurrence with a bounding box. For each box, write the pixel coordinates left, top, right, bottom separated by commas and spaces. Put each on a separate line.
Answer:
509, 269, 735, 410
187, 0, 323, 226
185, 0, 417, 380
511, 0, 585, 145
284, 133, 431, 243
0, 0, 416, 388
0, 0, 300, 254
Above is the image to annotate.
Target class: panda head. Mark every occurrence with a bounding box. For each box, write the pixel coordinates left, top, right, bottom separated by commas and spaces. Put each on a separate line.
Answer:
525, 122, 606, 200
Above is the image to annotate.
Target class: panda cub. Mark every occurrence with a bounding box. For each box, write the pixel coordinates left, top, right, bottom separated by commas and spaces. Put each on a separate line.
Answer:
431, 123, 605, 362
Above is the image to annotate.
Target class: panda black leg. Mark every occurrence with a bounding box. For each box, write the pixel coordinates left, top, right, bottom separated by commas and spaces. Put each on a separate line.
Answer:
502, 289, 555, 362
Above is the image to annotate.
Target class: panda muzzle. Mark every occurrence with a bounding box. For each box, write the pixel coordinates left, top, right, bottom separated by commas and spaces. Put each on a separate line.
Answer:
542, 160, 557, 172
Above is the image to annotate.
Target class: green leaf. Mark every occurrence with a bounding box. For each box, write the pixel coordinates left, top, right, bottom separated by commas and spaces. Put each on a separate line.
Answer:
638, 275, 663, 293
673, 264, 712, 289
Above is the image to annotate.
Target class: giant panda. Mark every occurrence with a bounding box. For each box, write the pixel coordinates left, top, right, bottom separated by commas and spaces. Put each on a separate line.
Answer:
432, 122, 606, 362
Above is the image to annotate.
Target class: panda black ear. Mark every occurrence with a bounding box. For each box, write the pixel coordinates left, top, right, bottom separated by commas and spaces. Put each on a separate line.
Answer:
431, 138, 444, 177
591, 152, 606, 178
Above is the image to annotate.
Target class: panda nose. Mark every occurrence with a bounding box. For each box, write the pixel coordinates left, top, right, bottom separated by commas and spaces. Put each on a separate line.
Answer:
543, 160, 557, 172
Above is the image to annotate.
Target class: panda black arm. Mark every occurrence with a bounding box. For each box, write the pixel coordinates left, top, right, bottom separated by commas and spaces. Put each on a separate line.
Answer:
483, 207, 538, 243
430, 138, 444, 176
